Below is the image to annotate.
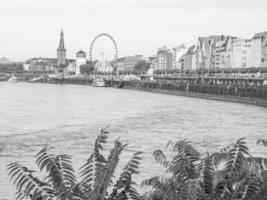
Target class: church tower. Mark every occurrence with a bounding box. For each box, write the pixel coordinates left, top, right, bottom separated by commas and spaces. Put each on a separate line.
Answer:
57, 29, 66, 67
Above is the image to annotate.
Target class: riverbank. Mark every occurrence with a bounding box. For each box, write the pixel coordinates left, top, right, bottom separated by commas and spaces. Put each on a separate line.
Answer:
105, 80, 267, 108
16, 76, 267, 107
122, 86, 267, 107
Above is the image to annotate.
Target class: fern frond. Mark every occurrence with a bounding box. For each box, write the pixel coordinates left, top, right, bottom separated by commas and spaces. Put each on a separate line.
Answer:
211, 143, 234, 168
256, 138, 267, 147
215, 181, 232, 200
225, 138, 249, 174
165, 140, 174, 149
247, 157, 267, 170
99, 139, 125, 198
7, 162, 54, 200
198, 156, 214, 195
127, 186, 141, 200
231, 173, 261, 200
220, 143, 235, 154
110, 152, 143, 200
80, 153, 105, 189
184, 179, 205, 200
35, 147, 55, 171
141, 176, 170, 192
15, 191, 25, 200
54, 154, 76, 187
123, 151, 142, 174
80, 129, 108, 191
70, 182, 91, 200
35, 147, 74, 199
153, 150, 170, 168
173, 140, 200, 161
94, 128, 109, 153
169, 153, 198, 182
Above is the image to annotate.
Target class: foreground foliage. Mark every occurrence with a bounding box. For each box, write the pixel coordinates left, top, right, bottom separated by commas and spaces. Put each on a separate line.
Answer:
142, 138, 267, 200
7, 130, 267, 200
7, 128, 142, 200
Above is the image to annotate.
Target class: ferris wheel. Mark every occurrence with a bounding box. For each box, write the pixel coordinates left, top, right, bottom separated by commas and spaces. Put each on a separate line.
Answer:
89, 33, 118, 72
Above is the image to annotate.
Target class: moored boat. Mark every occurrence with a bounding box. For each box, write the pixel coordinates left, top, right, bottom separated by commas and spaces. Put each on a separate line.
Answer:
7, 76, 18, 83
92, 78, 105, 87
29, 77, 43, 83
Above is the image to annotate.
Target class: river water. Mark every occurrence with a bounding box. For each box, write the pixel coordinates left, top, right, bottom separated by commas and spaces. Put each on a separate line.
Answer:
0, 82, 266, 199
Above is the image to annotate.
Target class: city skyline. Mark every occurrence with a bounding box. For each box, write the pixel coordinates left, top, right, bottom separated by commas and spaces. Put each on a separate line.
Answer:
1, 0, 267, 61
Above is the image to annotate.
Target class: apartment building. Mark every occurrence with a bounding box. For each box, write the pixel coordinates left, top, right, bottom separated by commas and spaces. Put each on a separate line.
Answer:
172, 44, 188, 69
248, 32, 267, 68
232, 38, 251, 68
157, 46, 173, 70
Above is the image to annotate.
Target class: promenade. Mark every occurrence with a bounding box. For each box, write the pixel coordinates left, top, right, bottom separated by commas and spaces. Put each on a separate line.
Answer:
20, 73, 267, 107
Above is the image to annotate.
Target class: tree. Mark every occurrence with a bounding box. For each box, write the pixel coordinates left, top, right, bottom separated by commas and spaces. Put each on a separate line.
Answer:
7, 128, 142, 200
0, 63, 23, 73
133, 60, 151, 73
80, 64, 94, 74
142, 138, 267, 200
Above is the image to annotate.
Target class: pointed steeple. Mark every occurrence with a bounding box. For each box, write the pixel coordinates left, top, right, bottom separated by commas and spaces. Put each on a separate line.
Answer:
58, 29, 65, 50
57, 29, 66, 67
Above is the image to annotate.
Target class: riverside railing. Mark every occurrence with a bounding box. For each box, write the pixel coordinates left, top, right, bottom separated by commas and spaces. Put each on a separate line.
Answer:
107, 80, 267, 101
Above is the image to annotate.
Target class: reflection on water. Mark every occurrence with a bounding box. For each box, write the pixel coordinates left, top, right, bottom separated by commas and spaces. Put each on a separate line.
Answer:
0, 82, 267, 199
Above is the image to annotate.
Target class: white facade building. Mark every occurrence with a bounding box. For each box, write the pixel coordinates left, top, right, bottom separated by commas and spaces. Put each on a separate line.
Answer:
213, 37, 235, 69
191, 53, 197, 70
232, 38, 251, 68
75, 50, 87, 74
67, 62, 76, 74
157, 46, 173, 70
172, 44, 187, 69
248, 32, 267, 68
23, 64, 30, 71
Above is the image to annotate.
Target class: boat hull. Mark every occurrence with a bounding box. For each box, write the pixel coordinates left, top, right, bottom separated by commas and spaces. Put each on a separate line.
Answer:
8, 77, 18, 83
92, 79, 105, 87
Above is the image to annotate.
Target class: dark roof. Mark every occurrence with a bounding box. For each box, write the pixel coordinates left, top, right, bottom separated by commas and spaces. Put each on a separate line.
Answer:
77, 50, 86, 54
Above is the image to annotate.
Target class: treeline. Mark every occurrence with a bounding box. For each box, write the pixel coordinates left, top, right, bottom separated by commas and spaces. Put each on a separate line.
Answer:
79, 60, 151, 74
0, 63, 23, 73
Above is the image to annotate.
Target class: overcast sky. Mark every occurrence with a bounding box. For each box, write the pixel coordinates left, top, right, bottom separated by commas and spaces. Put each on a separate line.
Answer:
0, 0, 267, 61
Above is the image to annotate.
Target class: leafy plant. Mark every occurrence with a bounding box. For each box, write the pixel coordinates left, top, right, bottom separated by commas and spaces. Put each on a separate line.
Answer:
7, 128, 142, 200
142, 138, 267, 200
257, 138, 267, 147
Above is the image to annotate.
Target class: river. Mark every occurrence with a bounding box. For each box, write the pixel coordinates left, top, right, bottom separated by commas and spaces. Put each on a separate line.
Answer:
0, 82, 266, 199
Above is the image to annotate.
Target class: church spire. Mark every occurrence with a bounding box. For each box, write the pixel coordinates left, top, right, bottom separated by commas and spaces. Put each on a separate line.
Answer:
58, 29, 65, 50
57, 29, 66, 67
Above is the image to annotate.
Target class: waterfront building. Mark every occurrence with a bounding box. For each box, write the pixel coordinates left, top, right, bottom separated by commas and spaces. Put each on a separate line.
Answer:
116, 55, 146, 72
156, 46, 173, 70
26, 58, 57, 72
191, 52, 197, 70
24, 58, 57, 72
196, 35, 225, 69
57, 29, 66, 67
183, 45, 197, 70
213, 36, 235, 69
232, 38, 251, 68
67, 61, 76, 75
172, 44, 188, 69
23, 63, 30, 71
75, 50, 87, 74
247, 32, 267, 68
148, 55, 158, 70
24, 57, 74, 73
178, 55, 185, 70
